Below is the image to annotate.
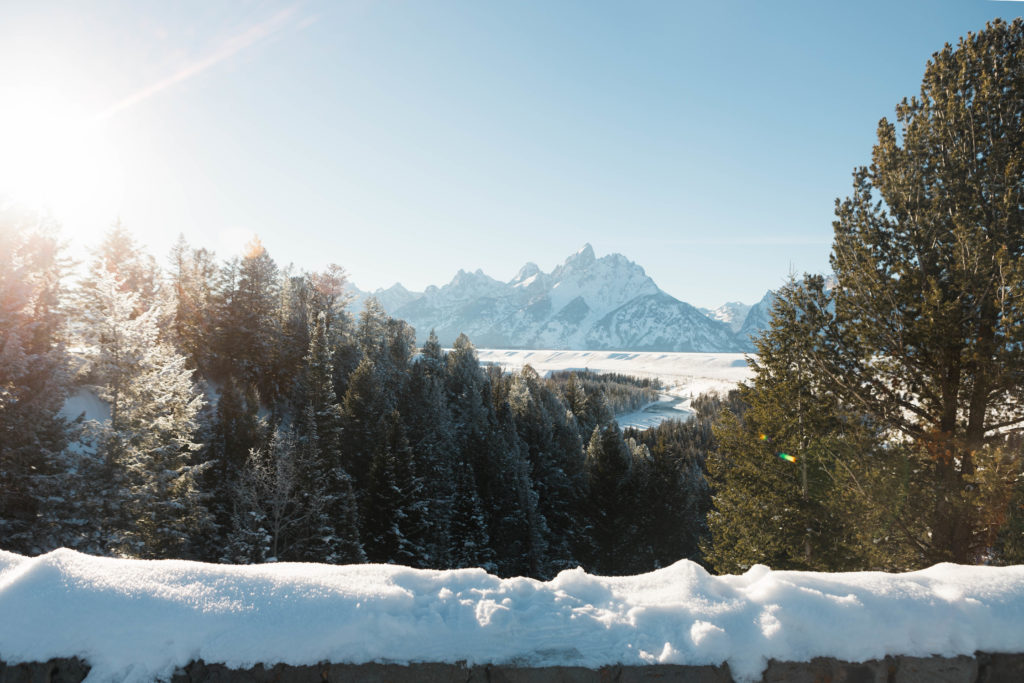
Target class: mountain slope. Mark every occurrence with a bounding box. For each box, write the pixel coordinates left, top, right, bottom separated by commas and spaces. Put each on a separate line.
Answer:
737, 290, 775, 342
699, 301, 752, 333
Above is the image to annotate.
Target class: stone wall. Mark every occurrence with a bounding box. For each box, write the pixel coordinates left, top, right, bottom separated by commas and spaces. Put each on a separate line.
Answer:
2, 654, 1023, 683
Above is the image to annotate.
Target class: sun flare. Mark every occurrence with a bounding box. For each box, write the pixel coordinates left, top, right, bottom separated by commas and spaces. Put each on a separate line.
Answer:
0, 89, 124, 241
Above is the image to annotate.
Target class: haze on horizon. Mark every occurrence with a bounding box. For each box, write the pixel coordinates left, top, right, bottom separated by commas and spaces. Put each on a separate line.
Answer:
1, 0, 1019, 309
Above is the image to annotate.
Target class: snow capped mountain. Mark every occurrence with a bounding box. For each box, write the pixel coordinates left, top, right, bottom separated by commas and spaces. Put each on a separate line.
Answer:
348, 282, 423, 316
699, 301, 752, 333
359, 244, 754, 352
737, 290, 775, 342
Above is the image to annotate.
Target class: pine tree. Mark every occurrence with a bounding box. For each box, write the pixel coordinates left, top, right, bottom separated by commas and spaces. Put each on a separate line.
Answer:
401, 339, 458, 567
293, 312, 364, 564
486, 402, 548, 577
83, 223, 161, 312
704, 279, 881, 573
363, 411, 426, 565
448, 458, 492, 570
0, 212, 72, 552
204, 377, 265, 559
815, 19, 1024, 563
166, 235, 217, 375
630, 423, 704, 568
341, 357, 386, 489
508, 366, 584, 575
77, 267, 209, 558
583, 420, 638, 575
212, 237, 281, 400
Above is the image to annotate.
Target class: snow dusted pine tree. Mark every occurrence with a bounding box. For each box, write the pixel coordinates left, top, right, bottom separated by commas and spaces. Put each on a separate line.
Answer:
77, 265, 209, 558
292, 312, 364, 564
0, 214, 72, 553
399, 332, 458, 566
584, 421, 638, 575
364, 410, 427, 565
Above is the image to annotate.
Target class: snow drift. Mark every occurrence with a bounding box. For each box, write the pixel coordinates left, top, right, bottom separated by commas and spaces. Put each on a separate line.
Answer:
2, 551, 1023, 682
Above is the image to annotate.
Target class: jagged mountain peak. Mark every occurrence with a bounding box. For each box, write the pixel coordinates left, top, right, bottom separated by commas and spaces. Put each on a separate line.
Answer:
375, 245, 753, 352
449, 268, 498, 287
701, 301, 753, 334
569, 242, 596, 264
378, 282, 411, 295
512, 262, 542, 285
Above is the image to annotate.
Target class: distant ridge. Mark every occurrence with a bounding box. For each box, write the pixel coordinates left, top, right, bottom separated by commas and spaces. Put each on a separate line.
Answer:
351, 245, 772, 352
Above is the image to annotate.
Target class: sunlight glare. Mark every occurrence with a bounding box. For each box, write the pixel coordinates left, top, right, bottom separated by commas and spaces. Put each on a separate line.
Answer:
0, 88, 124, 242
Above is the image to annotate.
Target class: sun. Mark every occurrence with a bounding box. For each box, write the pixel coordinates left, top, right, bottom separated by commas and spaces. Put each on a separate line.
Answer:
0, 88, 125, 243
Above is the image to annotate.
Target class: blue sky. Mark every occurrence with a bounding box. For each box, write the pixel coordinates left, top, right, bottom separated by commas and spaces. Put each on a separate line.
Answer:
1, 1, 1020, 308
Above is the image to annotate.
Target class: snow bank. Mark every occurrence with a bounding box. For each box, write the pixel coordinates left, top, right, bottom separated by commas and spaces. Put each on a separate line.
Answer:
2, 551, 1023, 682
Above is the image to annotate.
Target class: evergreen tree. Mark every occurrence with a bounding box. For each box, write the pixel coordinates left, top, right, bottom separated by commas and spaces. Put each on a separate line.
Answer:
401, 336, 458, 567
273, 271, 311, 403
77, 267, 209, 558
705, 279, 882, 573
203, 377, 265, 559
83, 223, 161, 312
632, 424, 704, 568
0, 213, 72, 552
166, 235, 217, 374
363, 411, 426, 565
583, 420, 638, 575
212, 237, 280, 400
294, 312, 364, 564
487, 402, 547, 577
448, 458, 492, 570
508, 366, 584, 575
815, 19, 1024, 563
341, 357, 386, 490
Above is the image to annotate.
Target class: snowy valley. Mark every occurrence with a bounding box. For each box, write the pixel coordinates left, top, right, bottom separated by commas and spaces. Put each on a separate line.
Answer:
475, 349, 752, 429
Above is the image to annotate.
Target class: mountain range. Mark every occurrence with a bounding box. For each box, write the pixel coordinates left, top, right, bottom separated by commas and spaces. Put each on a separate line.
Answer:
350, 244, 773, 352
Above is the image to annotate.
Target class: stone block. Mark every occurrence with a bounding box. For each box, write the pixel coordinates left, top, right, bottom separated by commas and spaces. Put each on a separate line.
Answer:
978, 652, 1024, 683
618, 663, 733, 682
891, 655, 977, 683
761, 656, 891, 683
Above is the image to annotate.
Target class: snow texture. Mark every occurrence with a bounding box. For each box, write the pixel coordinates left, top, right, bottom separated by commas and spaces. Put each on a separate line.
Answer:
2, 550, 1023, 683
699, 302, 752, 333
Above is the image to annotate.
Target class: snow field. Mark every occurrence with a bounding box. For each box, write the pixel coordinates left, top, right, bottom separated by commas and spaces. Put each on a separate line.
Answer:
2, 550, 1023, 683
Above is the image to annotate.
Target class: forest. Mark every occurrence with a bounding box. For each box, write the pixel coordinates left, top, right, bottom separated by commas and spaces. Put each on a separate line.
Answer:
0, 223, 717, 577
2, 19, 1023, 576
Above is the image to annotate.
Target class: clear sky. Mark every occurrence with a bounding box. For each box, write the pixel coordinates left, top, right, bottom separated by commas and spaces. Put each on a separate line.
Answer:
1, 1, 1020, 308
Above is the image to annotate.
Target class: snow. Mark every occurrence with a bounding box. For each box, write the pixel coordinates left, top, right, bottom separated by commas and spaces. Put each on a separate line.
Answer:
475, 349, 754, 428
1, 550, 1022, 683
59, 388, 111, 424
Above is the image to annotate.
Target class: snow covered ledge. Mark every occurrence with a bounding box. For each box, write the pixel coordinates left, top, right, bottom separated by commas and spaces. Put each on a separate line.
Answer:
1, 551, 1023, 683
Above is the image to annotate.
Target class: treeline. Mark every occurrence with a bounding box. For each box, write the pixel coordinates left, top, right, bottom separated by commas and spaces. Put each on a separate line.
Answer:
0, 219, 713, 577
548, 370, 661, 416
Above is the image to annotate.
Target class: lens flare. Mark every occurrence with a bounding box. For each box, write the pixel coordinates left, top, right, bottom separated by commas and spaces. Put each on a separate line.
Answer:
778, 453, 796, 463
